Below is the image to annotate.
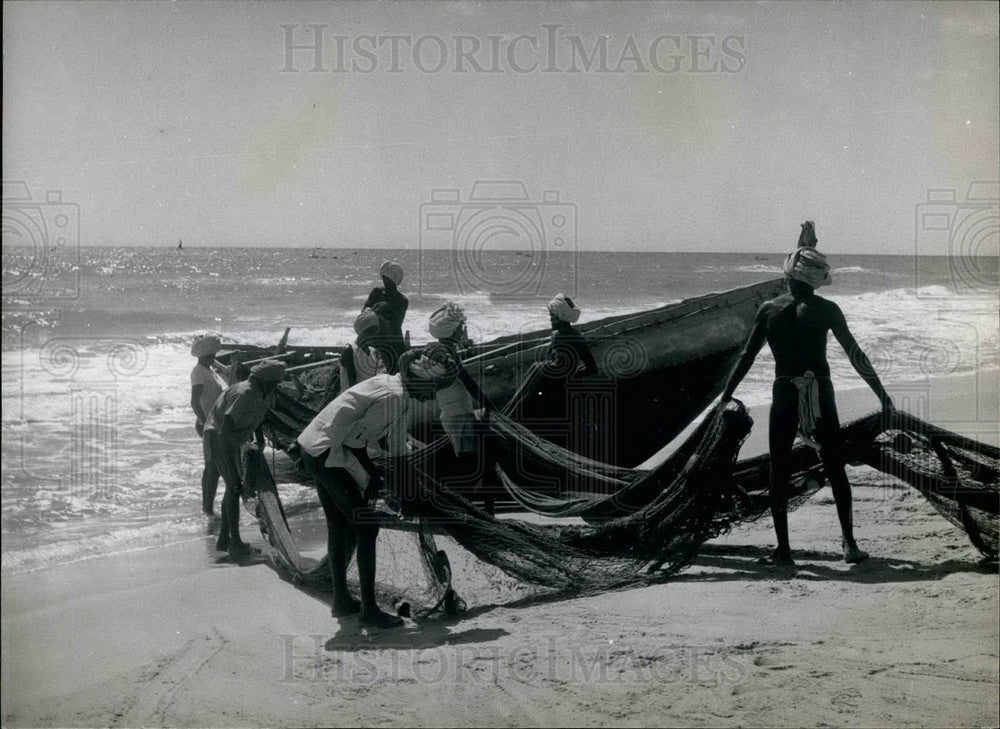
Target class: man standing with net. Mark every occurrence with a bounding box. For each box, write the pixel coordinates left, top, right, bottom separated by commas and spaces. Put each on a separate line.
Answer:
203, 359, 287, 562
296, 344, 458, 629
428, 301, 501, 514
721, 221, 895, 566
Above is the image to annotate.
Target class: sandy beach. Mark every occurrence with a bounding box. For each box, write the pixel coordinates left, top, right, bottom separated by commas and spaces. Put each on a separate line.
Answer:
4, 1, 997, 724
2, 371, 997, 728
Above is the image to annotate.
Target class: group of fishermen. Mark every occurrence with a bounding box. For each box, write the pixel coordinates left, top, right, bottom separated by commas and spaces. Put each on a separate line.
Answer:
190, 260, 595, 627
189, 223, 896, 627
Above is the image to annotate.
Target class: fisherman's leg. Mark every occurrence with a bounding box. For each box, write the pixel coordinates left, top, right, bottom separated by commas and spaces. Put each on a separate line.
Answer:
329, 466, 403, 627
355, 511, 402, 628
767, 381, 798, 563
220, 476, 253, 557
206, 433, 234, 551
816, 383, 868, 563
216, 437, 254, 558
479, 430, 501, 515
305, 454, 398, 626
201, 435, 220, 515
201, 463, 220, 515
301, 451, 360, 614
315, 477, 360, 615
216, 478, 240, 553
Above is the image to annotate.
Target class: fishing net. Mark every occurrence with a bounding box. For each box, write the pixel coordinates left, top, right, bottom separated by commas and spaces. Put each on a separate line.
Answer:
243, 399, 768, 616
483, 407, 998, 556
246, 348, 997, 620
244, 396, 998, 621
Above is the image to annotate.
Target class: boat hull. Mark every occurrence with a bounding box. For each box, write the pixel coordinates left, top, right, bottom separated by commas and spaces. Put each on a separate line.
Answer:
238, 278, 785, 466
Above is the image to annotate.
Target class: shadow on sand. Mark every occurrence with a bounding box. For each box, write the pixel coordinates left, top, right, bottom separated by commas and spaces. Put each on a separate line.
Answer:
323, 620, 510, 652
678, 543, 996, 584
255, 538, 995, 647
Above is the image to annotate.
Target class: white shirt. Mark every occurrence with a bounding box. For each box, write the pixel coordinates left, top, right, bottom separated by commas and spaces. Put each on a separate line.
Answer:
191, 363, 225, 425
338, 342, 387, 395
297, 374, 411, 488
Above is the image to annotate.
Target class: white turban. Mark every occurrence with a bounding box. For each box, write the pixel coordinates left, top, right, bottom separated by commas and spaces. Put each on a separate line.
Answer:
191, 335, 221, 358
548, 294, 581, 324
379, 261, 404, 287
354, 309, 380, 336
783, 247, 832, 288
428, 301, 466, 339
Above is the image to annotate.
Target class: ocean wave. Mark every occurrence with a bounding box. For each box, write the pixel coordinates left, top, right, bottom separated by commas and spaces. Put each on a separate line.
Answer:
735, 264, 784, 274
699, 263, 881, 276
1, 517, 206, 574
1, 308, 212, 344
4, 249, 996, 573
694, 264, 784, 274
843, 284, 955, 301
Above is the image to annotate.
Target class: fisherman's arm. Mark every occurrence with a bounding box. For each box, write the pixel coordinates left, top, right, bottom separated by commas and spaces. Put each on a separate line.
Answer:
340, 347, 357, 390
191, 384, 206, 422
191, 385, 207, 436
721, 309, 768, 401
575, 333, 599, 376
830, 305, 894, 411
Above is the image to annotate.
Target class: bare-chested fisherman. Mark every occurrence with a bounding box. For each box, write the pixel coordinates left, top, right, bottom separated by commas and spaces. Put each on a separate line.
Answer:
721, 222, 895, 566
190, 335, 225, 518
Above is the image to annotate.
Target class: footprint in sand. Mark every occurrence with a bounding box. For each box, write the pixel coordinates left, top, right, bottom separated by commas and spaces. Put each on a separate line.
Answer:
831, 687, 862, 711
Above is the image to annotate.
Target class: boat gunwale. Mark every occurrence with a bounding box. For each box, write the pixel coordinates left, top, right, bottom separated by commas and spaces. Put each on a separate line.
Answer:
220, 278, 782, 371
460, 278, 783, 366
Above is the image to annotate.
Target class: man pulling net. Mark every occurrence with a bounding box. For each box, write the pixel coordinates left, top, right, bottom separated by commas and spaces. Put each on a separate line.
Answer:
721, 221, 896, 566
295, 344, 458, 629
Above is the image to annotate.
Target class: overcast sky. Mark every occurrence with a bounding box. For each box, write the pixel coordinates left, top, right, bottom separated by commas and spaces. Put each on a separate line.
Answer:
3, 0, 997, 253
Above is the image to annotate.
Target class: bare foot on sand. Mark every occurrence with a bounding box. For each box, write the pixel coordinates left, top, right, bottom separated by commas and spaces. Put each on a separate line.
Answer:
843, 542, 870, 564
360, 610, 404, 629
758, 548, 796, 567
205, 513, 220, 536
227, 543, 261, 563
331, 597, 362, 617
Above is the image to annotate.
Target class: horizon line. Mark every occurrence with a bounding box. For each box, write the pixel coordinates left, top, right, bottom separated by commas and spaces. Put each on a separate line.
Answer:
2, 243, 975, 258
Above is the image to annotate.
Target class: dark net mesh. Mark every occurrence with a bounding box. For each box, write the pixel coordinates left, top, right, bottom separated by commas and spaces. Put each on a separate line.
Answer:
243, 398, 998, 621
483, 407, 998, 558
246, 345, 998, 621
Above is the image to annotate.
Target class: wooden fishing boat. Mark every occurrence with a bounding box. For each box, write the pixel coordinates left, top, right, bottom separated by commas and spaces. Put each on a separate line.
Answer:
219, 278, 785, 466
